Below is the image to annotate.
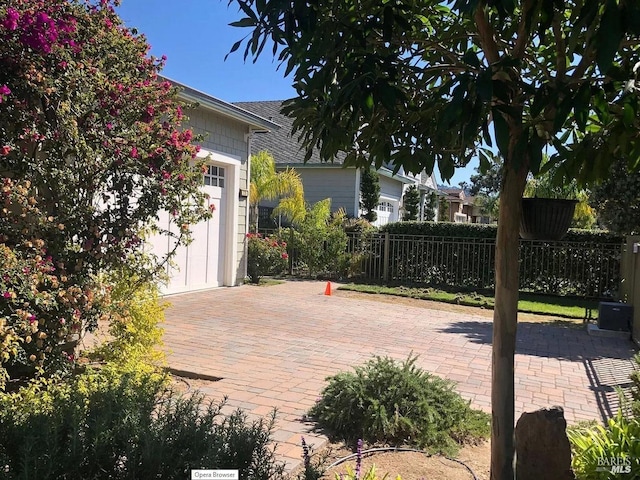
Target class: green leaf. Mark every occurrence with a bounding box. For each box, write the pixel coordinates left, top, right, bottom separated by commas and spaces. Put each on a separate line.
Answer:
481, 119, 493, 147
492, 108, 510, 159
375, 82, 398, 112
623, 103, 635, 127
224, 40, 243, 61
476, 69, 493, 102
573, 83, 591, 131
229, 18, 256, 28
595, 0, 623, 74
530, 86, 548, 118
528, 132, 545, 175
383, 6, 394, 41
438, 155, 455, 181
479, 150, 491, 174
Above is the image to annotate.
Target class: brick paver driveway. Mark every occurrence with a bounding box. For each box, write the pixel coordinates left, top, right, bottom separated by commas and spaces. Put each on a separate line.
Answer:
163, 280, 637, 472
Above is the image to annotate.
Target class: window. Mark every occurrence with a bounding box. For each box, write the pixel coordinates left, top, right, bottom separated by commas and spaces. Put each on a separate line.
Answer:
377, 201, 394, 213
203, 165, 225, 187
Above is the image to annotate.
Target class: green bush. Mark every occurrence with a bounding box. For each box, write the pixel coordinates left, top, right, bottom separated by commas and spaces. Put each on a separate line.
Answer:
309, 355, 490, 454
0, 364, 285, 479
366, 222, 622, 297
90, 273, 167, 367
285, 199, 348, 278
380, 221, 624, 243
568, 410, 640, 479
246, 233, 289, 284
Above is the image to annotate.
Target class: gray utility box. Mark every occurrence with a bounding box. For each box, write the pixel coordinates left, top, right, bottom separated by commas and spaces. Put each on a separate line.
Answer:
598, 302, 633, 332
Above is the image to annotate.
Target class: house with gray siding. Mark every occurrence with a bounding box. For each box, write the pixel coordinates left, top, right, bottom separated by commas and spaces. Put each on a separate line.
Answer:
235, 101, 439, 226
147, 78, 278, 294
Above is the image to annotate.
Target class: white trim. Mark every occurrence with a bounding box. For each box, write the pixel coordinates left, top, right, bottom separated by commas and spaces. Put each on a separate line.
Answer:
244, 129, 254, 281
198, 148, 241, 286
354, 168, 361, 218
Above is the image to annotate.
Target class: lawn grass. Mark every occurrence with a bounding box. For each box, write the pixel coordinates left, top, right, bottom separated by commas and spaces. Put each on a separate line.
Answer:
337, 283, 598, 319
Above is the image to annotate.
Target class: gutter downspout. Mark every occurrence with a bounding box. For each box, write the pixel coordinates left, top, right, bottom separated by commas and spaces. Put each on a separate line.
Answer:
243, 128, 254, 282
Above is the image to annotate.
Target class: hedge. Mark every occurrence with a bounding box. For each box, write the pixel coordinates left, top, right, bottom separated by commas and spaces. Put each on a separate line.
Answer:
380, 221, 624, 244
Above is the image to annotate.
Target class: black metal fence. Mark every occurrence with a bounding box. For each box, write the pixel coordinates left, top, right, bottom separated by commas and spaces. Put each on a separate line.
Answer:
350, 232, 622, 298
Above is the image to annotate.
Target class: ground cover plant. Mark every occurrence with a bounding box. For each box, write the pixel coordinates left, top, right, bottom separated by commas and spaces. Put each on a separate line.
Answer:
0, 365, 286, 480
309, 355, 490, 456
338, 283, 596, 320
568, 354, 640, 479
568, 411, 640, 480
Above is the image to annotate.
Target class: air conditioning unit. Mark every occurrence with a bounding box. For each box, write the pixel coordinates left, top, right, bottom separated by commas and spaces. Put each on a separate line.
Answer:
598, 302, 633, 332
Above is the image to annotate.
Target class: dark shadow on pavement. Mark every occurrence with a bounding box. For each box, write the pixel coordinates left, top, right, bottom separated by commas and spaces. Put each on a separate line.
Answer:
439, 320, 638, 421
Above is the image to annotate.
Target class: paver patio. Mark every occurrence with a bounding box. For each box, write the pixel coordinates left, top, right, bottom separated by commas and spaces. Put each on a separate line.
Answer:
162, 280, 637, 473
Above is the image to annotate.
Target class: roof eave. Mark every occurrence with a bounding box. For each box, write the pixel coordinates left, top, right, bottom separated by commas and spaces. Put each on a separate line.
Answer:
378, 167, 417, 184
161, 76, 280, 132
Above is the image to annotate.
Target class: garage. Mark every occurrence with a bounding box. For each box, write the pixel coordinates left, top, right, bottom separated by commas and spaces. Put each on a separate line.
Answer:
148, 149, 239, 295
145, 78, 279, 294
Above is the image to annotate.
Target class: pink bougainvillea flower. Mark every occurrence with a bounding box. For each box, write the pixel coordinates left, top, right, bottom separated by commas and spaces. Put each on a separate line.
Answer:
2, 292, 11, 299
209, 203, 216, 212
0, 85, 11, 103
130, 146, 138, 158
2, 8, 19, 30
1, 145, 11, 156
282, 253, 289, 259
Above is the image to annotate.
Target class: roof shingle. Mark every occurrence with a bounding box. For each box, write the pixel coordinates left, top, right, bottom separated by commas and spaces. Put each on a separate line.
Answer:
234, 100, 347, 165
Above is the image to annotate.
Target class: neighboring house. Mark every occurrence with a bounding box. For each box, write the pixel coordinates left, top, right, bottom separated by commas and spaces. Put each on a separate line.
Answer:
465, 195, 493, 224
234, 100, 439, 226
440, 188, 492, 223
147, 79, 278, 295
440, 187, 471, 223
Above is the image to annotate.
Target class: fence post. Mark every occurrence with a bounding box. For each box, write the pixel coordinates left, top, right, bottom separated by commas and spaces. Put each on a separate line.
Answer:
383, 232, 390, 282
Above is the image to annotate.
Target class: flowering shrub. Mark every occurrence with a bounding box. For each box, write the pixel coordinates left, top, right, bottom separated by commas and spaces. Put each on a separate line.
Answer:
0, 0, 210, 382
0, 0, 210, 277
246, 233, 288, 283
0, 180, 111, 388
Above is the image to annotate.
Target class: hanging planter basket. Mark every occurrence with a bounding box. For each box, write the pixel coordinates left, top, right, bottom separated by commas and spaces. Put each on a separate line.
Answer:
520, 197, 578, 241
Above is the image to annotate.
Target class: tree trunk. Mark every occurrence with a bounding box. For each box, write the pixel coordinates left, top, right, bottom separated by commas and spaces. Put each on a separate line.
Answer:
491, 157, 528, 480
249, 203, 258, 233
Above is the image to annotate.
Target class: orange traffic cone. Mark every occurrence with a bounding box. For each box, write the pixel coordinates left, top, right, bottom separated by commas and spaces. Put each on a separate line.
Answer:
324, 281, 332, 296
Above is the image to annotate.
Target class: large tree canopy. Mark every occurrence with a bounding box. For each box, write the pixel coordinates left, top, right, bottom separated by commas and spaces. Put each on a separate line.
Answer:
232, 0, 640, 180
229, 0, 640, 478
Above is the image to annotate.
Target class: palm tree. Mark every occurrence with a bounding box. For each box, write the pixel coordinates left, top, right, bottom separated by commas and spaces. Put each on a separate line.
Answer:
249, 150, 305, 232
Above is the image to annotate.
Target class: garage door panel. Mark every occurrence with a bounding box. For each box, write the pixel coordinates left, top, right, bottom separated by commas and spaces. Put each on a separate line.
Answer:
148, 182, 226, 295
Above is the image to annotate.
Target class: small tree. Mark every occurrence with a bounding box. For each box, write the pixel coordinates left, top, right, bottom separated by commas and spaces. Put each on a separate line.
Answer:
438, 199, 449, 223
424, 192, 437, 222
402, 185, 420, 221
360, 168, 380, 223
249, 150, 305, 232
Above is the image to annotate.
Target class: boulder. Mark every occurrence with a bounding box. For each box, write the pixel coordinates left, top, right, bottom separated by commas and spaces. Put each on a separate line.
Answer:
515, 406, 575, 480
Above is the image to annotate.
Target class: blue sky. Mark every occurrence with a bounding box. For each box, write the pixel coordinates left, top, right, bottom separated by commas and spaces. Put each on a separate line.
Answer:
116, 0, 476, 186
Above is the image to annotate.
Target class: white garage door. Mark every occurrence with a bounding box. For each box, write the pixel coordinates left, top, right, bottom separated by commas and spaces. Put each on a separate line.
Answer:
148, 165, 227, 295
374, 200, 398, 226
